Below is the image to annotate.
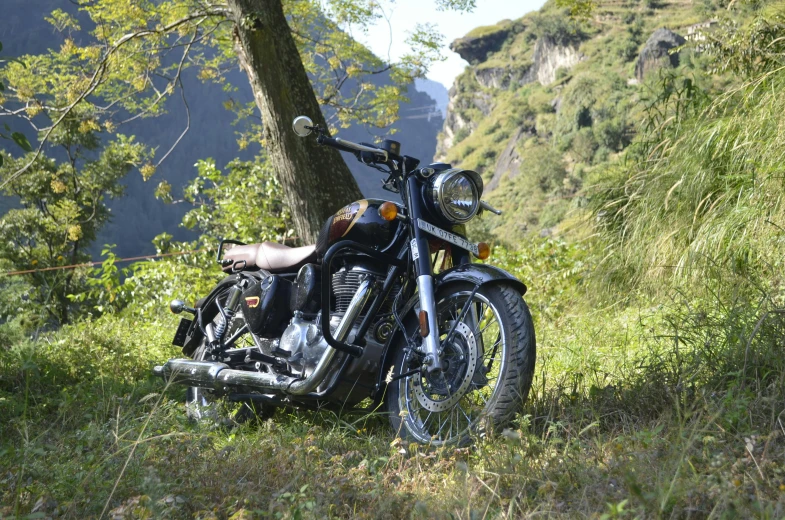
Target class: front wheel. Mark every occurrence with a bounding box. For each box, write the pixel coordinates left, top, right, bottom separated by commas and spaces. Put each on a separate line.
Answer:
386, 283, 536, 446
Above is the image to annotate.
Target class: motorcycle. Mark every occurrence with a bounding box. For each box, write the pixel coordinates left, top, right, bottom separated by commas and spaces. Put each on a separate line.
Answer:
153, 115, 536, 446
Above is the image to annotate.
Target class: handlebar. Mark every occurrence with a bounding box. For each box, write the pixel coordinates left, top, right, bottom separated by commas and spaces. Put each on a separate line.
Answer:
480, 200, 502, 215
317, 134, 389, 163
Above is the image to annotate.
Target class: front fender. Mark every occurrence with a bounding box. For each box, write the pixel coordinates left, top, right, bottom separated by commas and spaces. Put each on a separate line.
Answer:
436, 263, 527, 296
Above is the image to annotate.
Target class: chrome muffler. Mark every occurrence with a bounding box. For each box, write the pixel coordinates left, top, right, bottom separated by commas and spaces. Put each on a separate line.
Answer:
153, 359, 229, 388
155, 358, 296, 391
153, 278, 373, 395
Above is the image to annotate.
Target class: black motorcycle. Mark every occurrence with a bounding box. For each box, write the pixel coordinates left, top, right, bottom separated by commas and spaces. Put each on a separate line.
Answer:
154, 115, 536, 446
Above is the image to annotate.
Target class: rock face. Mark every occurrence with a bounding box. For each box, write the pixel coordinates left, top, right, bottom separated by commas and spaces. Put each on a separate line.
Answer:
435, 86, 484, 159
450, 24, 515, 65
437, 34, 582, 162
486, 127, 534, 191
472, 37, 582, 91
474, 66, 526, 90
635, 28, 686, 81
526, 36, 582, 86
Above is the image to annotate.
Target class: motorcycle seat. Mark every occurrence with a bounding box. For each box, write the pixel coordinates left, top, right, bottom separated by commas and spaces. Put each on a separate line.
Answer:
223, 242, 317, 273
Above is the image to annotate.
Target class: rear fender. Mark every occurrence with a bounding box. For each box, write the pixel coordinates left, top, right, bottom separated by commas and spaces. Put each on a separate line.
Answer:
373, 263, 527, 399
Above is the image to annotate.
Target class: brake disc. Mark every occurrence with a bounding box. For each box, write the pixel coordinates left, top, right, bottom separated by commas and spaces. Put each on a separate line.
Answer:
413, 321, 478, 413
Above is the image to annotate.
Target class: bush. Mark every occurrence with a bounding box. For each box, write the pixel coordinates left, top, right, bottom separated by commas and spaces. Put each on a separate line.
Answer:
570, 128, 599, 163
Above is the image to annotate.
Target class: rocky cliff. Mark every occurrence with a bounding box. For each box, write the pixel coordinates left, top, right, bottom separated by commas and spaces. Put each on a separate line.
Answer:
436, 0, 701, 243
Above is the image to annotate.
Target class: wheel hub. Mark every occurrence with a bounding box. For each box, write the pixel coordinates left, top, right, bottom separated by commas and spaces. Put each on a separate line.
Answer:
412, 321, 478, 412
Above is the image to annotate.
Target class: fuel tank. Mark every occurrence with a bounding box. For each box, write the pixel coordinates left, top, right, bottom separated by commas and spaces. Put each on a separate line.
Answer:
315, 199, 402, 255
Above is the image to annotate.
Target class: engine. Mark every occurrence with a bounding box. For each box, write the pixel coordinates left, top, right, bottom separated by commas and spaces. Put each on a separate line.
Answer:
277, 264, 397, 378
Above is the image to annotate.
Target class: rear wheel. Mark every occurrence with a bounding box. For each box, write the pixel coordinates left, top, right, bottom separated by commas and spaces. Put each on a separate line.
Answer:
385, 283, 535, 446
185, 287, 275, 424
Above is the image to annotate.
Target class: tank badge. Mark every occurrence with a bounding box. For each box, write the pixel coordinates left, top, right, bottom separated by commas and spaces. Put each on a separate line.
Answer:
329, 199, 369, 240
245, 296, 260, 308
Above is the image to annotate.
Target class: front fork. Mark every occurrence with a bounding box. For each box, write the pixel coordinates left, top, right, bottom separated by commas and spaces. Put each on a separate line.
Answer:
415, 273, 443, 372
406, 176, 473, 374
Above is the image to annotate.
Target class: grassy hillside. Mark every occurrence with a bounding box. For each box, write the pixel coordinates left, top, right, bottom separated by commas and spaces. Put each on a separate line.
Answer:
439, 0, 750, 245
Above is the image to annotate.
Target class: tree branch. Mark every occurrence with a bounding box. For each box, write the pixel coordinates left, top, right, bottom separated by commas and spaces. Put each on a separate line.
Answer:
0, 9, 226, 191
153, 30, 197, 168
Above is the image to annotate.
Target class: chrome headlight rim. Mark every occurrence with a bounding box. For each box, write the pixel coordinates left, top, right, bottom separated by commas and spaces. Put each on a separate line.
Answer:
431, 169, 483, 224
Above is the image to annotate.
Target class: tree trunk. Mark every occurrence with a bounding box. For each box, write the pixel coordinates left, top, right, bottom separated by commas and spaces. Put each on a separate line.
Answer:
226, 0, 364, 244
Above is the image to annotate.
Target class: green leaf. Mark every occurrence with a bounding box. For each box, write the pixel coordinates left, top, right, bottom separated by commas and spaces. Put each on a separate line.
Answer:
0, 154, 3, 167
11, 132, 33, 152
0, 81, 4, 92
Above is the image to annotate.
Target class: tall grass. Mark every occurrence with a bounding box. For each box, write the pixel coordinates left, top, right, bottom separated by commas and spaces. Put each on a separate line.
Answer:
593, 63, 785, 293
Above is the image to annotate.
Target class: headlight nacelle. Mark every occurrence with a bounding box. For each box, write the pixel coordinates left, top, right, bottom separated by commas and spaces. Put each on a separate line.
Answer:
431, 169, 484, 224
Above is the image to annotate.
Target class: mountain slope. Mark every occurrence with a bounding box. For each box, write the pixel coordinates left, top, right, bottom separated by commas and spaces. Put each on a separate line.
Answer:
436, 0, 716, 243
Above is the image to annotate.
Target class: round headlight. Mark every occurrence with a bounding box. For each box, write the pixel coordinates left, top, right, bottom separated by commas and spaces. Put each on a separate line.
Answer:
432, 170, 481, 223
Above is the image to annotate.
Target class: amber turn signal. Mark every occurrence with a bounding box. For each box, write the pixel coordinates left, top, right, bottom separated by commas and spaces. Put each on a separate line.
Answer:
378, 201, 398, 221
475, 242, 491, 260
419, 310, 430, 337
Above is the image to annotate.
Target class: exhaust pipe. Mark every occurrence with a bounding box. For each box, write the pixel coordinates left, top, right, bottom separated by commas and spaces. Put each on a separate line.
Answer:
155, 358, 296, 391
155, 359, 229, 388
153, 278, 373, 395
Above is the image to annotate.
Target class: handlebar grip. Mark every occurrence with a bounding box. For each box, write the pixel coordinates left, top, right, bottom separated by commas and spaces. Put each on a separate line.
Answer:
318, 135, 359, 155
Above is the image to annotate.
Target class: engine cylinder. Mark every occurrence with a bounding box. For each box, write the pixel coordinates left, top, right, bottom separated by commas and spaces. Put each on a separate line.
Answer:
331, 265, 400, 315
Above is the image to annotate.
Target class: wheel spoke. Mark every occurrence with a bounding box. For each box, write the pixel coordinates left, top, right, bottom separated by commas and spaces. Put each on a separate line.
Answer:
458, 402, 473, 427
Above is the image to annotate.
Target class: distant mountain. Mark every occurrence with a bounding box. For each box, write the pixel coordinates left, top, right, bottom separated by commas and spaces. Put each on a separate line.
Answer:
1, 1, 444, 257
414, 79, 449, 118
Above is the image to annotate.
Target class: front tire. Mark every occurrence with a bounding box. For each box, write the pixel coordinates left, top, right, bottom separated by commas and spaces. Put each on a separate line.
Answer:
385, 283, 535, 446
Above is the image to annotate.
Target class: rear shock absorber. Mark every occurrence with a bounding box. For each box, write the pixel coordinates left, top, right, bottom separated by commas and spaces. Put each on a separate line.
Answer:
214, 281, 245, 341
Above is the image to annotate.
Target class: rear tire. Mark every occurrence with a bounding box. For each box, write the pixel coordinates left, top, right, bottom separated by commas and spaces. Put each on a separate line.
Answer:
185, 287, 275, 425
385, 283, 535, 446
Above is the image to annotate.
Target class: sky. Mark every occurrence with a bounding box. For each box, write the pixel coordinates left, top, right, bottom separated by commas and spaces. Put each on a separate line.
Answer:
356, 0, 547, 89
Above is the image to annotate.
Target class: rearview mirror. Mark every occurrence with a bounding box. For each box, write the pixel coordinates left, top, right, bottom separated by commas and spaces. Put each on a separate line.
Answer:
292, 115, 314, 137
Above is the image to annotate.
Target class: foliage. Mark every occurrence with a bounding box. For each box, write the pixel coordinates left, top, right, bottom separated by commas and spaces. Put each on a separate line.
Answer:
0, 134, 149, 325
591, 15, 785, 291
471, 142, 571, 243
703, 7, 785, 75
0, 0, 462, 162
180, 156, 293, 245
527, 11, 588, 46
0, 40, 33, 167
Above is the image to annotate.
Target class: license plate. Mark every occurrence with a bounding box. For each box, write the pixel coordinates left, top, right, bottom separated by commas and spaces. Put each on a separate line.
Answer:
417, 219, 479, 255
172, 317, 193, 347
